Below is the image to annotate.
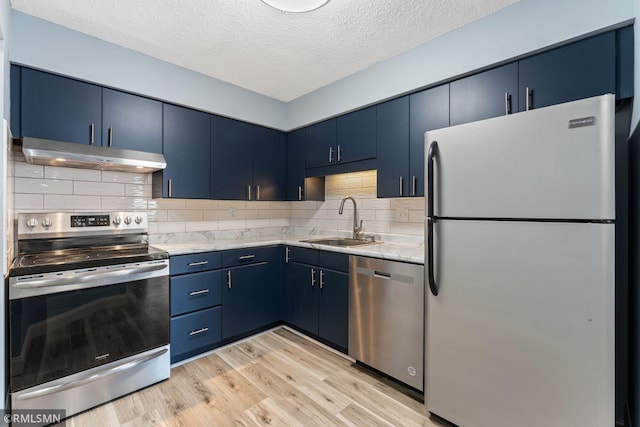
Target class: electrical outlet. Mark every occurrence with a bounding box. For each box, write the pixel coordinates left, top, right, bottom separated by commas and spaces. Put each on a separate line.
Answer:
396, 208, 409, 222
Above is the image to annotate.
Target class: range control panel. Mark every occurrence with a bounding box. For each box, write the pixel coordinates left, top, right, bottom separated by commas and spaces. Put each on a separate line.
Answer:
18, 212, 148, 239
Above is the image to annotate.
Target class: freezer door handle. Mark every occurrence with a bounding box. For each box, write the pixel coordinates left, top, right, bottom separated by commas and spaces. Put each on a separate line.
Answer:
427, 141, 439, 296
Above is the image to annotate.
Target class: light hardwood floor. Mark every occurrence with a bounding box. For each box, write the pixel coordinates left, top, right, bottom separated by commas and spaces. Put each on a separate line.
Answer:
63, 327, 444, 426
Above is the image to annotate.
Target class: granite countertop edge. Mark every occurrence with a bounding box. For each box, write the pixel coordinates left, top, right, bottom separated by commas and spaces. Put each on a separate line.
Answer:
152, 236, 425, 265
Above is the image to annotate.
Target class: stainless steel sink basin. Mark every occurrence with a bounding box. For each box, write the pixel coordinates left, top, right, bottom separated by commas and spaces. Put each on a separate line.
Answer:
302, 237, 377, 247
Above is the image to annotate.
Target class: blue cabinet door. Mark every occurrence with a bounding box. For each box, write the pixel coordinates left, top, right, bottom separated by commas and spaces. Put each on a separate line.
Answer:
161, 104, 211, 199
10, 65, 21, 138
266, 247, 284, 324
306, 119, 336, 168
450, 63, 519, 126
211, 116, 253, 200
102, 88, 162, 153
21, 68, 102, 145
409, 84, 449, 197
518, 31, 615, 111
286, 129, 306, 201
318, 269, 348, 351
221, 263, 269, 339
336, 106, 376, 163
377, 96, 409, 198
290, 263, 318, 335
253, 126, 286, 201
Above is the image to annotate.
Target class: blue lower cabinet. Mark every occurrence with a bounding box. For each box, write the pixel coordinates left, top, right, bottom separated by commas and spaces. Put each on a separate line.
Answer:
171, 307, 221, 363
318, 269, 348, 351
290, 263, 318, 335
171, 270, 222, 316
222, 262, 269, 340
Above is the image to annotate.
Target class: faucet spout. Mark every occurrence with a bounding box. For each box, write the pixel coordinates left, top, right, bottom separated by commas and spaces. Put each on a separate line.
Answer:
338, 196, 363, 240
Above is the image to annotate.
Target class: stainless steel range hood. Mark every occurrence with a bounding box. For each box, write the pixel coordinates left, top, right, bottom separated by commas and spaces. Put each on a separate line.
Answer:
21, 137, 167, 173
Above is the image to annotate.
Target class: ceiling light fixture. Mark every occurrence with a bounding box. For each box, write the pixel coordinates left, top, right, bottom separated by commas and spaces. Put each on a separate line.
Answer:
260, 0, 331, 13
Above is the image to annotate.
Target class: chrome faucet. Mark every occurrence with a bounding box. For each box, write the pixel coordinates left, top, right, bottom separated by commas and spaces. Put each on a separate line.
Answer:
339, 196, 363, 240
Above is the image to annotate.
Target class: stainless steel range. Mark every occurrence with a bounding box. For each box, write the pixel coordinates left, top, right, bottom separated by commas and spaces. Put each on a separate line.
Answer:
8, 212, 170, 420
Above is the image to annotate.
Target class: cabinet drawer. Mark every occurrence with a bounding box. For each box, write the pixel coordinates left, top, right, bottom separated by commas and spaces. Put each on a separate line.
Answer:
171, 270, 222, 316
318, 250, 349, 272
222, 246, 275, 267
171, 307, 221, 357
170, 252, 221, 275
287, 246, 318, 265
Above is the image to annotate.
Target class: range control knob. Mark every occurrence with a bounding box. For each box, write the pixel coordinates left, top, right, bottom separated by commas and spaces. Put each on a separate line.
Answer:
26, 218, 38, 228
42, 217, 53, 228
112, 216, 122, 226
135, 216, 143, 225
124, 216, 132, 225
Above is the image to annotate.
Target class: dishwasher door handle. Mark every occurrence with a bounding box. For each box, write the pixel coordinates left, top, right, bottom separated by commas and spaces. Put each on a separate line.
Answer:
373, 271, 391, 279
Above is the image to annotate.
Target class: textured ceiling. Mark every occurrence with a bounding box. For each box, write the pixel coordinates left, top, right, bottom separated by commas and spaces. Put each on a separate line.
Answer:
10, 0, 518, 102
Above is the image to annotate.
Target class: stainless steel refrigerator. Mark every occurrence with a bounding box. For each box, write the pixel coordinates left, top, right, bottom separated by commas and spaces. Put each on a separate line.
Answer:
424, 94, 620, 427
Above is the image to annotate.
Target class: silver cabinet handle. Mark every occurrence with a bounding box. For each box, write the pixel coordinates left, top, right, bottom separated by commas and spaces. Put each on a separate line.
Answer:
311, 269, 316, 287
239, 254, 255, 261
285, 247, 290, 263
329, 146, 333, 163
90, 123, 95, 145
412, 176, 417, 196
319, 270, 324, 289
189, 327, 209, 336
168, 179, 172, 198
227, 270, 232, 289
399, 176, 403, 196
298, 186, 303, 201
526, 87, 532, 111
505, 92, 512, 115
188, 261, 209, 267
189, 289, 209, 296
337, 145, 342, 162
256, 185, 260, 201
248, 184, 252, 201
108, 127, 113, 147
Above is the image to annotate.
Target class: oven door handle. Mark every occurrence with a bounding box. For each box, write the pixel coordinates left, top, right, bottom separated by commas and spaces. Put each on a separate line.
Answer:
14, 347, 168, 401
12, 262, 168, 289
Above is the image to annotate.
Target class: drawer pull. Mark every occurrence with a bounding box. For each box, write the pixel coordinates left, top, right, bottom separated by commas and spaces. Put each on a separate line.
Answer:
189, 289, 209, 296
239, 255, 255, 261
188, 261, 209, 267
227, 270, 232, 289
189, 327, 209, 336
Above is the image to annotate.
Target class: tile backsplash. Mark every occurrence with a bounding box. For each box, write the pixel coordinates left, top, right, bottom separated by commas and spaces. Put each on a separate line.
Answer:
12, 145, 425, 245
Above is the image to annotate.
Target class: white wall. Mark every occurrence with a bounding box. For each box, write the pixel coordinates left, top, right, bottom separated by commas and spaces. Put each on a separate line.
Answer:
0, 0, 9, 418
288, 0, 635, 129
9, 11, 289, 130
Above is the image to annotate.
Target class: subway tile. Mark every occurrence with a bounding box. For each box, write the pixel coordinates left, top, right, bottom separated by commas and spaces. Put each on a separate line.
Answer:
101, 196, 148, 210
245, 219, 271, 229
102, 171, 147, 184
186, 199, 219, 210
408, 209, 426, 223
186, 221, 219, 232
259, 210, 281, 219
14, 162, 44, 178
203, 210, 233, 221
125, 184, 152, 198
147, 210, 167, 222
45, 166, 101, 181
270, 218, 289, 227
15, 193, 44, 210
151, 198, 186, 210
167, 210, 203, 221
218, 200, 247, 210
152, 221, 186, 234
16, 177, 73, 194
74, 181, 124, 196
218, 219, 247, 230
44, 195, 101, 210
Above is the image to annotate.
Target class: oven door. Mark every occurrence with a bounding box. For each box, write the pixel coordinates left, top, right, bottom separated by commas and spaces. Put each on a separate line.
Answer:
9, 260, 170, 393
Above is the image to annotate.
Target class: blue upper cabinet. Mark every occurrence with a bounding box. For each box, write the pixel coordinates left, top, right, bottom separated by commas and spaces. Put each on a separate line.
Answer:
450, 63, 519, 126
616, 26, 634, 100
409, 84, 449, 197
377, 96, 409, 198
518, 31, 616, 111
102, 88, 163, 153
10, 65, 21, 138
306, 118, 336, 168
21, 68, 102, 145
253, 126, 286, 201
286, 128, 306, 201
211, 116, 253, 200
160, 104, 211, 199
336, 106, 376, 163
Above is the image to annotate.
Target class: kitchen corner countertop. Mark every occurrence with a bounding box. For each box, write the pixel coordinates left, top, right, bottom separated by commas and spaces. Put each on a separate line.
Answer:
152, 236, 425, 264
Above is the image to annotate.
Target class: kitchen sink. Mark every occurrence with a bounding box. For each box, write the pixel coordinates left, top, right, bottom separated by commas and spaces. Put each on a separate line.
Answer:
302, 237, 377, 247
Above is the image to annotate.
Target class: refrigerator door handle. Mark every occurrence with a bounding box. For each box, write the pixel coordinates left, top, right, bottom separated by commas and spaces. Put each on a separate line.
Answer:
427, 141, 439, 296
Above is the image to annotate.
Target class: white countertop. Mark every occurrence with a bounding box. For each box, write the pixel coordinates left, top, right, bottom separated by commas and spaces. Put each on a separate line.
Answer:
152, 235, 424, 264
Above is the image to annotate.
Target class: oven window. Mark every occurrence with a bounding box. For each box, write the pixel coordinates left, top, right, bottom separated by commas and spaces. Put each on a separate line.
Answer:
10, 276, 169, 392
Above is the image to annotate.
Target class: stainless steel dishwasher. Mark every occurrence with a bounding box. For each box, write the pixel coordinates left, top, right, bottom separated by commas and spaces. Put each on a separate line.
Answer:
349, 256, 424, 391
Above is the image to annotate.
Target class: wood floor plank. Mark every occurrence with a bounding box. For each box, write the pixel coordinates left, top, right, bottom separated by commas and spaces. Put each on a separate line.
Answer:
57, 327, 436, 427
